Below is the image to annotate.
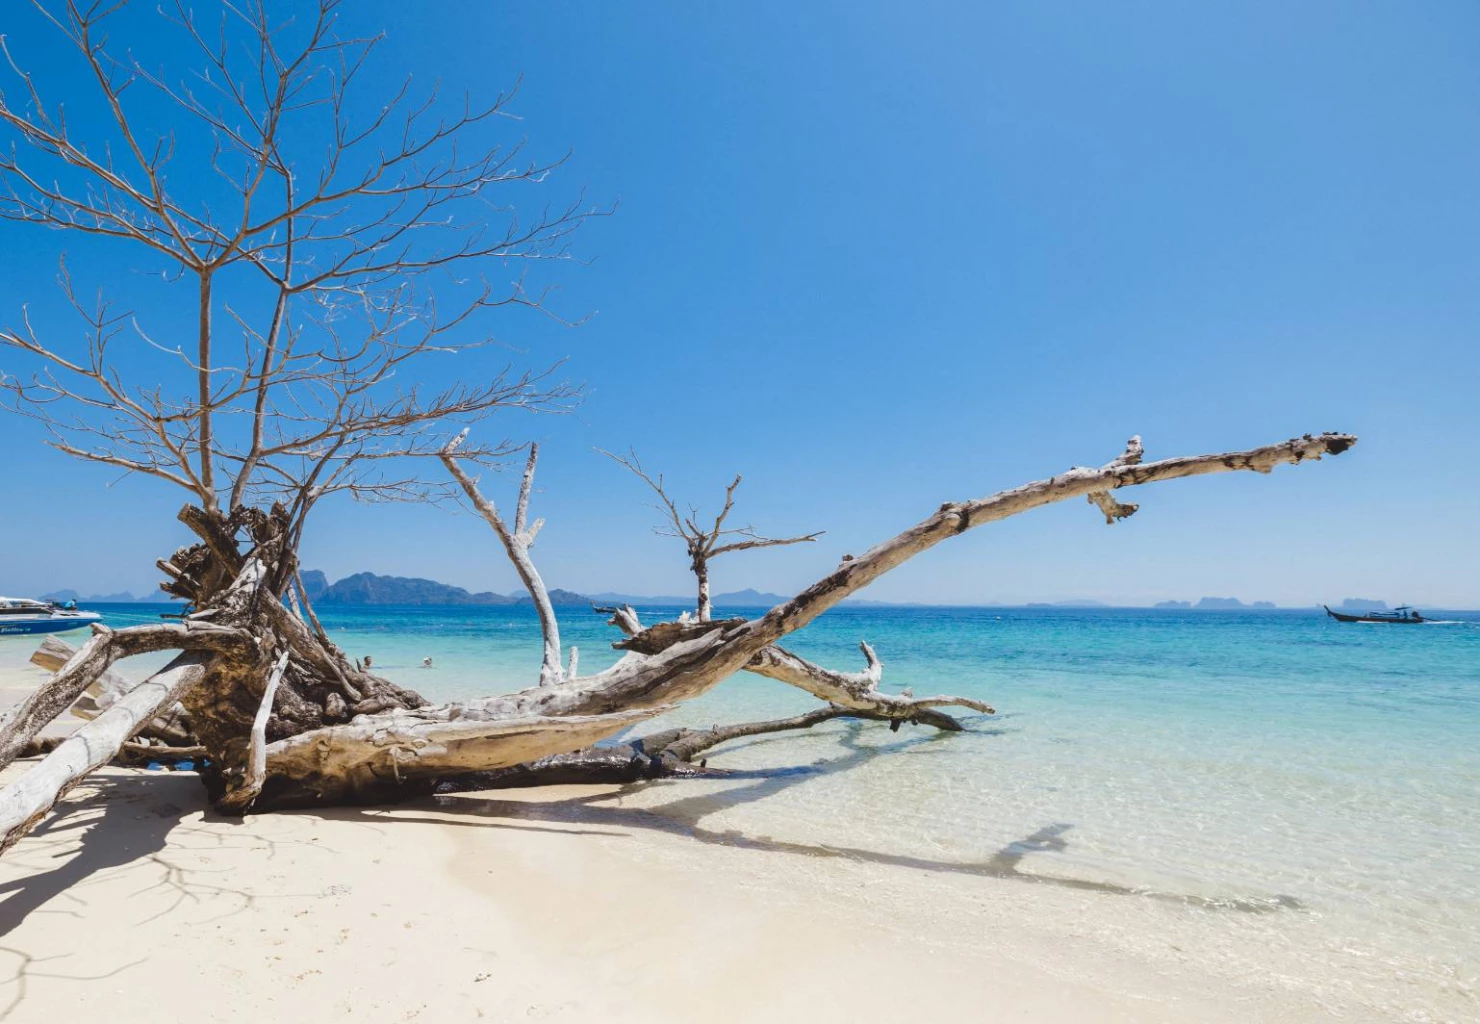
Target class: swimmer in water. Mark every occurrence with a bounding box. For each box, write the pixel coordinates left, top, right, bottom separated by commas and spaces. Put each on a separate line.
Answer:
363, 655, 373, 669
421, 657, 433, 669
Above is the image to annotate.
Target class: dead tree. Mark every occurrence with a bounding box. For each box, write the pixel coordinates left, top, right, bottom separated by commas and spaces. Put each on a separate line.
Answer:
599, 449, 823, 621
0, 0, 592, 815
0, 428, 1355, 847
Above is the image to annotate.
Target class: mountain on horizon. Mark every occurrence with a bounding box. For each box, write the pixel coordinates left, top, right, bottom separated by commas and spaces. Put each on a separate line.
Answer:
37, 587, 178, 604
1152, 598, 1278, 609
316, 572, 520, 607
306, 572, 594, 608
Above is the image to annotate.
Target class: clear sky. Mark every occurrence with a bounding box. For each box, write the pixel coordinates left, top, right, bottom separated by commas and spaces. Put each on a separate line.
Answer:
2, 1, 1478, 607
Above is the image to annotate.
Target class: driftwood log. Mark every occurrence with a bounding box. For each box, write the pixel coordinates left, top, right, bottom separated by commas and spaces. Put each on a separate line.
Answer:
28, 634, 195, 743
0, 431, 1356, 852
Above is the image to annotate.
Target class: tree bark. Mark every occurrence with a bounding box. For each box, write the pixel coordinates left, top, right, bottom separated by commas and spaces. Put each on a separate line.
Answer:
695, 558, 712, 622
257, 705, 669, 807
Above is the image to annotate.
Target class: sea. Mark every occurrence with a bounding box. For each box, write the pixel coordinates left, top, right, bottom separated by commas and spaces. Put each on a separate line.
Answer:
3, 601, 1476, 1019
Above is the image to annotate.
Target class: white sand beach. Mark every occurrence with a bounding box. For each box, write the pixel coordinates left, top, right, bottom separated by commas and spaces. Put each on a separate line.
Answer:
0, 766, 1301, 1024
0, 653, 1438, 1024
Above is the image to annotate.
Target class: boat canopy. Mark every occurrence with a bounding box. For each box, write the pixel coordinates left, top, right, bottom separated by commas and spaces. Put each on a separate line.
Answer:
0, 597, 54, 614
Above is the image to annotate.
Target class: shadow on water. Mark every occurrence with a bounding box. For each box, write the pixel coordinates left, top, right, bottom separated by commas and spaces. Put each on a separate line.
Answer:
423, 720, 1302, 915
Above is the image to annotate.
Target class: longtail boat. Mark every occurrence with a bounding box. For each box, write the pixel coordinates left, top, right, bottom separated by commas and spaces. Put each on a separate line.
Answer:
1323, 604, 1424, 624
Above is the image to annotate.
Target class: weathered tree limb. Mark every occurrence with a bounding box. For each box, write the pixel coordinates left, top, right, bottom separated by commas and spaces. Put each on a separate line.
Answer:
257, 705, 671, 807
745, 432, 1355, 647
641, 705, 866, 762
1087, 435, 1146, 523
594, 604, 644, 637
28, 635, 194, 744
0, 652, 213, 853
28, 634, 132, 718
14, 738, 206, 765
745, 644, 993, 729
216, 649, 290, 814
0, 621, 247, 771
612, 617, 748, 654
442, 437, 565, 686
595, 604, 974, 727
435, 432, 1355, 735
115, 743, 208, 767
433, 705, 907, 791
292, 569, 331, 643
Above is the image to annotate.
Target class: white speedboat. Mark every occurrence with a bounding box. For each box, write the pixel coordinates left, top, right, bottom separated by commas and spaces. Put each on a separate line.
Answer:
0, 598, 103, 636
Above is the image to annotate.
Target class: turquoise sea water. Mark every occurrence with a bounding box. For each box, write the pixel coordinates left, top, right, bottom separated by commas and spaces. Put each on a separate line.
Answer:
4, 602, 1477, 1016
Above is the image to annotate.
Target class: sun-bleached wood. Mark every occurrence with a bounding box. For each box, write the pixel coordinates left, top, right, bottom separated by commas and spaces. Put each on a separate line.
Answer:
0, 430, 1357, 844
217, 648, 291, 814
0, 652, 212, 853
442, 435, 565, 686
28, 634, 132, 718
312, 431, 1353, 768
746, 643, 994, 728
29, 635, 194, 743
0, 620, 246, 771
260, 705, 668, 806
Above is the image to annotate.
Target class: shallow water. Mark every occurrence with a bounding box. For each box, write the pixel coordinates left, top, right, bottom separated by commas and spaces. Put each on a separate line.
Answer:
5, 602, 1477, 1018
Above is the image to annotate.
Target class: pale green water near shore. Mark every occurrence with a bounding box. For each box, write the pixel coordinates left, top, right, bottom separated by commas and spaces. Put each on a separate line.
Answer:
4, 602, 1477, 1020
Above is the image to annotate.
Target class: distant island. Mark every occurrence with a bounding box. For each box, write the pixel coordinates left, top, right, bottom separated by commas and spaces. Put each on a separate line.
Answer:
39, 588, 182, 604
1154, 597, 1278, 610
306, 572, 591, 607
35, 576, 922, 609
43, 578, 1402, 612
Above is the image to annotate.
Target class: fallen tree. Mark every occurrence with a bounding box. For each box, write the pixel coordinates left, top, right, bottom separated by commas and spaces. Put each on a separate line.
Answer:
0, 429, 1355, 848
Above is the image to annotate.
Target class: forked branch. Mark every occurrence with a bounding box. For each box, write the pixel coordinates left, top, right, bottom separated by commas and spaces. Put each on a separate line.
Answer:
599, 448, 822, 620
441, 434, 564, 685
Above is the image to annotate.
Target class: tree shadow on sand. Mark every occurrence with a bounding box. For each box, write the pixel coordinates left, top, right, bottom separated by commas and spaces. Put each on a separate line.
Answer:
403, 720, 1302, 915
0, 773, 206, 940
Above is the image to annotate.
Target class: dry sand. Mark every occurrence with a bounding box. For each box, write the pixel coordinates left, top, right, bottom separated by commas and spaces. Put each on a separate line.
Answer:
0, 659, 1358, 1023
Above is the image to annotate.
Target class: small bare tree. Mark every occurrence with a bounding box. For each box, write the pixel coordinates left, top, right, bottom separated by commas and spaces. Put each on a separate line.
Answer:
599, 449, 823, 621
0, 0, 594, 808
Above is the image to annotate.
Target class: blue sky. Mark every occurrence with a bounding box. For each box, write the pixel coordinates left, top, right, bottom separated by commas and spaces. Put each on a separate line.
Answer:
2, 0, 1478, 607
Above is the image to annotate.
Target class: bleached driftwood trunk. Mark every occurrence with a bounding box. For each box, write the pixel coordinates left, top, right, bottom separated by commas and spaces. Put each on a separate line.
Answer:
0, 652, 213, 852
29, 635, 195, 743
0, 621, 246, 768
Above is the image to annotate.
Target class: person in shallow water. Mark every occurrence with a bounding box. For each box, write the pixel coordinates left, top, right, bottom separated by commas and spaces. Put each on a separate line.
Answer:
421, 657, 433, 669
363, 655, 372, 669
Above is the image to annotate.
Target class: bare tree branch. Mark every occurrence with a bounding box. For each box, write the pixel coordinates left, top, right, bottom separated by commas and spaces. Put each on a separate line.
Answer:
599, 448, 822, 620
0, 0, 596, 524
441, 433, 563, 686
